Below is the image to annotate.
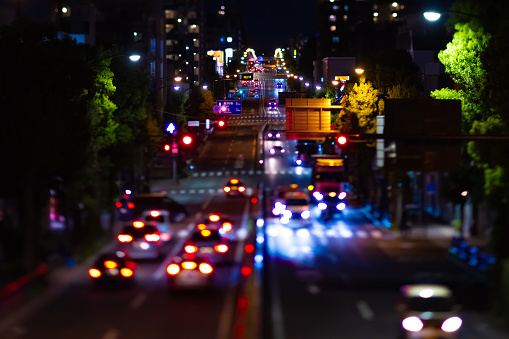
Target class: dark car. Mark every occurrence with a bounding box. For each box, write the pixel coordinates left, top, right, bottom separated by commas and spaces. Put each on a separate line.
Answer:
166, 255, 215, 291
269, 145, 285, 156
266, 129, 281, 140
88, 251, 137, 286
223, 178, 246, 197
131, 193, 188, 222
117, 224, 164, 260
183, 229, 230, 265
276, 82, 283, 89
268, 99, 277, 110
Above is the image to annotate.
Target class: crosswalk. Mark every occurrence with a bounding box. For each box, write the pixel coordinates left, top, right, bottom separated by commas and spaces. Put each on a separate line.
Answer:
190, 168, 311, 178
227, 114, 285, 120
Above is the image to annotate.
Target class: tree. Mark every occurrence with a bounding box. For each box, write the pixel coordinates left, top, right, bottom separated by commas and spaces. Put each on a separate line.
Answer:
341, 78, 380, 135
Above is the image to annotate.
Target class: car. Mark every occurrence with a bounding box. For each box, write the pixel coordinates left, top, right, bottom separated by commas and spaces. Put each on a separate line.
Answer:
88, 251, 137, 286
166, 255, 215, 290
249, 89, 258, 97
223, 178, 246, 197
397, 284, 462, 339
130, 193, 188, 223
268, 99, 277, 110
266, 129, 281, 140
183, 228, 230, 265
254, 80, 260, 88
197, 213, 234, 233
114, 192, 134, 221
276, 82, 283, 89
269, 145, 285, 156
272, 184, 299, 216
137, 209, 172, 241
279, 191, 312, 226
116, 222, 164, 260
313, 189, 347, 219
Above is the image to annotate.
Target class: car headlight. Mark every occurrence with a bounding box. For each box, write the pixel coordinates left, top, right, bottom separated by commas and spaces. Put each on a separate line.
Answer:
313, 192, 324, 201
270, 149, 275, 154
280, 217, 290, 224
276, 133, 281, 138
301, 210, 310, 219
402, 317, 423, 332
295, 159, 303, 166
339, 192, 347, 200
336, 202, 346, 211
318, 202, 327, 210
282, 210, 292, 219
268, 133, 273, 137
441, 317, 462, 332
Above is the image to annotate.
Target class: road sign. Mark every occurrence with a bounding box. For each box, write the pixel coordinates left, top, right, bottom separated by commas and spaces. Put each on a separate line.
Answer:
216, 100, 242, 115
165, 122, 177, 135
188, 120, 200, 127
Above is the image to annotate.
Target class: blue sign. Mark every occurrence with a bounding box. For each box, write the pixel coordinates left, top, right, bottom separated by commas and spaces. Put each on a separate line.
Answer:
165, 122, 177, 135
216, 100, 242, 115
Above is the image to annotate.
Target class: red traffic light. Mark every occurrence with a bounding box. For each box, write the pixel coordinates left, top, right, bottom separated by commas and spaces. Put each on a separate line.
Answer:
182, 135, 193, 145
337, 135, 348, 145
218, 120, 225, 127
164, 144, 171, 151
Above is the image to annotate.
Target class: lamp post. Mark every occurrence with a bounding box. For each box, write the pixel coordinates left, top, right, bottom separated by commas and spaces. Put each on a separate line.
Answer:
423, 10, 480, 22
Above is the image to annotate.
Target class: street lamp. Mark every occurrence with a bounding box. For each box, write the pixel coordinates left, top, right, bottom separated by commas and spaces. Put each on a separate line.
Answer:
423, 10, 479, 22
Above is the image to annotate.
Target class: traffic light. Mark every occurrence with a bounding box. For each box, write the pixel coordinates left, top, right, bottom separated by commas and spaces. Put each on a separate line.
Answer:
337, 135, 348, 145
182, 135, 193, 146
218, 120, 226, 128
164, 144, 171, 151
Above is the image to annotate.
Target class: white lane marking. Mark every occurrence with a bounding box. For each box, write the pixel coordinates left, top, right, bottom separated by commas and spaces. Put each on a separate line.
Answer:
307, 284, 320, 295
216, 197, 251, 339
102, 328, 120, 339
356, 300, 374, 321
130, 293, 147, 310
271, 236, 286, 339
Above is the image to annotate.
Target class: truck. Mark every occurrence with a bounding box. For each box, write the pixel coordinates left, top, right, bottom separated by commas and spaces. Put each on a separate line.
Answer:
310, 155, 350, 219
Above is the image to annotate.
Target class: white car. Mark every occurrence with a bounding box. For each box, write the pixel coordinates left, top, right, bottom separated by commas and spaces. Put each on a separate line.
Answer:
279, 191, 312, 226
397, 284, 462, 339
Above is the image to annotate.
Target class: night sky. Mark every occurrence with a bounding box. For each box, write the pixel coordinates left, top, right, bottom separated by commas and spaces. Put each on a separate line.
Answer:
234, 0, 317, 55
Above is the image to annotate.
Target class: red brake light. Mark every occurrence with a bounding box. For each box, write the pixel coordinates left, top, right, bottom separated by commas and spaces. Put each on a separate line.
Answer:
127, 203, 134, 209
214, 244, 228, 253
222, 222, 232, 232
115, 202, 122, 208
150, 210, 160, 217
133, 221, 144, 228
245, 244, 255, 253
185, 245, 198, 253
201, 230, 211, 237
104, 260, 118, 269
224, 186, 231, 193
144, 234, 160, 242
238, 186, 246, 192
89, 268, 101, 278
167, 264, 180, 275
198, 263, 213, 274
182, 261, 197, 270
120, 268, 133, 277
118, 234, 133, 243
209, 214, 220, 222
197, 223, 206, 230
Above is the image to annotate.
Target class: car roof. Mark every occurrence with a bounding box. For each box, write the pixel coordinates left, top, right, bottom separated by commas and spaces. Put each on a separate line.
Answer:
285, 191, 309, 199
400, 284, 452, 298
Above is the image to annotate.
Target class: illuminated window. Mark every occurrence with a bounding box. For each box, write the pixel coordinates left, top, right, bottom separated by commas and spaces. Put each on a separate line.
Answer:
344, 5, 349, 11
332, 36, 339, 43
330, 25, 336, 31
332, 5, 339, 11
165, 10, 175, 19
373, 4, 379, 10
165, 24, 174, 33
329, 15, 336, 22
343, 15, 348, 21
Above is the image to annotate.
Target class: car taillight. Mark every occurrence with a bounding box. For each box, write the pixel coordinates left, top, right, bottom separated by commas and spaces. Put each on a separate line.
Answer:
115, 202, 122, 208
185, 245, 198, 253
224, 186, 231, 193
150, 210, 160, 217
201, 230, 211, 237
197, 223, 206, 230
222, 222, 232, 232
402, 317, 424, 332
89, 268, 101, 278
144, 234, 160, 242
118, 234, 133, 243
166, 264, 180, 275
120, 268, 133, 278
133, 220, 144, 228
182, 261, 197, 270
160, 233, 171, 241
198, 263, 213, 274
214, 244, 228, 253
238, 186, 246, 192
104, 260, 118, 269
127, 203, 134, 209
441, 317, 462, 332
209, 214, 220, 222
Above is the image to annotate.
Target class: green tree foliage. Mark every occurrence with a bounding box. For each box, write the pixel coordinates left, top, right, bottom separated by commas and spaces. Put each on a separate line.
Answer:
340, 78, 380, 135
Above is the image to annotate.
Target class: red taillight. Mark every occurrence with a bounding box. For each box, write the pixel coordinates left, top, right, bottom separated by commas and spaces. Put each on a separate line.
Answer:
241, 266, 252, 276
238, 186, 246, 193
182, 261, 197, 270
245, 244, 255, 253
133, 220, 144, 228
144, 234, 160, 242
104, 260, 118, 269
197, 223, 206, 230
198, 263, 213, 274
224, 186, 231, 193
209, 214, 220, 222
89, 268, 101, 278
127, 203, 134, 209
214, 244, 229, 253
120, 268, 133, 277
118, 234, 133, 243
115, 202, 122, 208
201, 230, 211, 237
167, 264, 180, 275
185, 245, 198, 253
160, 233, 171, 241
150, 210, 160, 217
222, 222, 232, 232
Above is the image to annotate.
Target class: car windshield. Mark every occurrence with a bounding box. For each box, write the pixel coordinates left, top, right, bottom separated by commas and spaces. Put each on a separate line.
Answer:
315, 173, 347, 182
286, 199, 308, 206
406, 297, 455, 312
121, 225, 158, 237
